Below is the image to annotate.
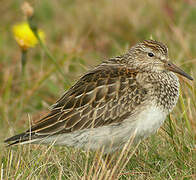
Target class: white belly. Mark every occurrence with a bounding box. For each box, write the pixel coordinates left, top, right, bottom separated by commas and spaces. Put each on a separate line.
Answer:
133, 105, 167, 139
34, 103, 167, 153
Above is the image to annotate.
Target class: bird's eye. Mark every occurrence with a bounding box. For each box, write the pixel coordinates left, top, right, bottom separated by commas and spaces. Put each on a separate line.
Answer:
148, 52, 154, 57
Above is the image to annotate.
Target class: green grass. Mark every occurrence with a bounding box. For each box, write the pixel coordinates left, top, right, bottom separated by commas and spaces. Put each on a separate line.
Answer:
1, 0, 196, 179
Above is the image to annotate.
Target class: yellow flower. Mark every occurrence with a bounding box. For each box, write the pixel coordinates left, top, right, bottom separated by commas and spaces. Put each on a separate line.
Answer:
12, 22, 45, 50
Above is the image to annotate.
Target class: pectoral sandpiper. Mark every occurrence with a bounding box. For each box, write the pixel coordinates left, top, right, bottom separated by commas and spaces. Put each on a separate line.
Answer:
5, 40, 193, 153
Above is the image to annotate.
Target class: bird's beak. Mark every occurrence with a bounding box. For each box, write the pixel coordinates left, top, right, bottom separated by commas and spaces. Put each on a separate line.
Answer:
165, 61, 193, 80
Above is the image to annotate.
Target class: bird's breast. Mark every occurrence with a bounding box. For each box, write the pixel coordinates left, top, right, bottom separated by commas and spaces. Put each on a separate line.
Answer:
147, 71, 180, 113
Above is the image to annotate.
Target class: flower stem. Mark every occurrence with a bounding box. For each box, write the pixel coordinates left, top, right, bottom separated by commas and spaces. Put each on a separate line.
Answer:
17, 49, 28, 123
21, 49, 27, 76
28, 17, 70, 86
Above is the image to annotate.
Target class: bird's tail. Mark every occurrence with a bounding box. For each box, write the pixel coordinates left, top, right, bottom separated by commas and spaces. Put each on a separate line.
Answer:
4, 131, 40, 146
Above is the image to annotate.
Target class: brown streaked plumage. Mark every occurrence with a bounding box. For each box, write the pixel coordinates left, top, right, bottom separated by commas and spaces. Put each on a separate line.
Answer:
5, 40, 193, 153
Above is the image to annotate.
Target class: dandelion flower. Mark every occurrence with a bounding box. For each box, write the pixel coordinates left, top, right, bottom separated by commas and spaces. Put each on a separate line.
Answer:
12, 22, 45, 50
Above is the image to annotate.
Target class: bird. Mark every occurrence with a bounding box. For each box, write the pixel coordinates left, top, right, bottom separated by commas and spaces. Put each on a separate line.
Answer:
5, 40, 193, 153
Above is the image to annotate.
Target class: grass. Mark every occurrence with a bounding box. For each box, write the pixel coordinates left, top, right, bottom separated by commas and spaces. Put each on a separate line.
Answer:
1, 0, 196, 179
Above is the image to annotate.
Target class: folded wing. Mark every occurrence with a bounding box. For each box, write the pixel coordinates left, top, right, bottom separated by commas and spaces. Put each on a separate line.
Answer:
5, 63, 148, 145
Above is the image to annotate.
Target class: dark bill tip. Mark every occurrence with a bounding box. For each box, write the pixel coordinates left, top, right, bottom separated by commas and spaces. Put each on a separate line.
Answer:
165, 61, 193, 81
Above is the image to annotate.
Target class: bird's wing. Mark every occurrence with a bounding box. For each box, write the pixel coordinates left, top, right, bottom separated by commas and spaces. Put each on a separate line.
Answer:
5, 64, 148, 144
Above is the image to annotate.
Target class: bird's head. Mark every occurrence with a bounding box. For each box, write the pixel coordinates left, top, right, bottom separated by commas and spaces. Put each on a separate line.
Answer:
128, 39, 193, 80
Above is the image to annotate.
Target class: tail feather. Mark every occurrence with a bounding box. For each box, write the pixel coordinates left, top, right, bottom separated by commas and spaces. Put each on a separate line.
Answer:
4, 132, 26, 142
4, 131, 37, 146
6, 140, 21, 147
5, 109, 63, 146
